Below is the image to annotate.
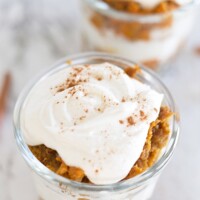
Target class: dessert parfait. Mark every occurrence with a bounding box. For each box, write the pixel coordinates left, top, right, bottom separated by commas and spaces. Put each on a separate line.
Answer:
14, 53, 179, 200
81, 0, 198, 69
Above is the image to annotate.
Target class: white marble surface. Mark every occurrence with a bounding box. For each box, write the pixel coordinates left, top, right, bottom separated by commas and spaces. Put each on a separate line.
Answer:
0, 0, 200, 199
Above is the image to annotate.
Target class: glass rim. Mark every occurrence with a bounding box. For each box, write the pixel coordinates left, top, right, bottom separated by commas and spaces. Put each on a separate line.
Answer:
13, 52, 180, 192
84, 0, 199, 22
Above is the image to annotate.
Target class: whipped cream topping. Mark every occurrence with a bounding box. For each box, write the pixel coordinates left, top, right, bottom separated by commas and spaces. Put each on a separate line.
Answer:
21, 62, 163, 185
134, 0, 191, 8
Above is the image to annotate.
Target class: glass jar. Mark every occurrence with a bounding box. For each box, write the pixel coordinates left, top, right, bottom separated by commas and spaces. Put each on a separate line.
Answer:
81, 0, 198, 70
14, 52, 180, 200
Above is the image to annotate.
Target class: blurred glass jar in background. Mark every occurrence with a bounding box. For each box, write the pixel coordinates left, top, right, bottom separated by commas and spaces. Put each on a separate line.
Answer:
81, 0, 198, 70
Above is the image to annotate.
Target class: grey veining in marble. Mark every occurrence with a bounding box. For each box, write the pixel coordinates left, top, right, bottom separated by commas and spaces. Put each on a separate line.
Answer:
0, 0, 200, 200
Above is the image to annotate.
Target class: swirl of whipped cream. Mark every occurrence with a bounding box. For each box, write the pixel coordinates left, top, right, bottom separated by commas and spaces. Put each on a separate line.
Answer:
21, 62, 163, 184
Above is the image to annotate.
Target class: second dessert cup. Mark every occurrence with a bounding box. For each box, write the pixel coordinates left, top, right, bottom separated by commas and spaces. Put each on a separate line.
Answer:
81, 0, 198, 69
14, 53, 180, 200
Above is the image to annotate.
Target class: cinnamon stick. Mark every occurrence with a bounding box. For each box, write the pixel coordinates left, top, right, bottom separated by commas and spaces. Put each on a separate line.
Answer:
0, 72, 11, 123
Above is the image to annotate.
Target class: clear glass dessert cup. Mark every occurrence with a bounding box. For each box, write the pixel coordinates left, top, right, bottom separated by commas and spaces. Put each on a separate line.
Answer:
14, 52, 180, 200
81, 0, 199, 70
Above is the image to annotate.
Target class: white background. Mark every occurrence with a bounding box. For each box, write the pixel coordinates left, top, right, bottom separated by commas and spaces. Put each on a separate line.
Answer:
0, 0, 200, 199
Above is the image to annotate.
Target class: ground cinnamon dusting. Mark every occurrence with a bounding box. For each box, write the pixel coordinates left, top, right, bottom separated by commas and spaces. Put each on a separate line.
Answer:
29, 106, 172, 183
140, 110, 147, 120
140, 110, 145, 117
54, 65, 90, 94
29, 65, 173, 184
121, 97, 126, 102
127, 116, 135, 126
119, 120, 123, 124
84, 109, 88, 113
124, 106, 172, 179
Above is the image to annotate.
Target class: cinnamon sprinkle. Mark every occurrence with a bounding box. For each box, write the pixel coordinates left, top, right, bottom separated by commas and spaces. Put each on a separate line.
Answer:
140, 110, 145, 117
140, 110, 147, 120
29, 106, 173, 183
54, 66, 90, 93
119, 120, 123, 124
121, 97, 126, 102
127, 116, 135, 126
154, 108, 158, 112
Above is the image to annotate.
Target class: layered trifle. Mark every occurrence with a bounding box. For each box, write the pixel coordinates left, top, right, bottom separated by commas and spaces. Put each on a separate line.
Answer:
81, 0, 197, 69
14, 53, 179, 200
